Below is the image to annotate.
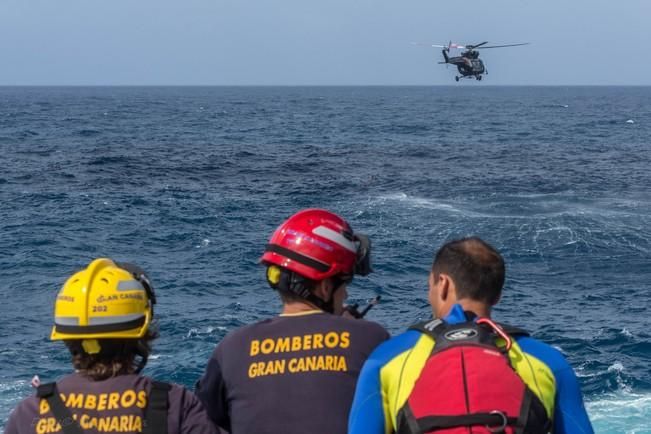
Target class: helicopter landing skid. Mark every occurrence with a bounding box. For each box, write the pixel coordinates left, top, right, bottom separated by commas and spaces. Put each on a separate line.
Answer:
455, 75, 483, 82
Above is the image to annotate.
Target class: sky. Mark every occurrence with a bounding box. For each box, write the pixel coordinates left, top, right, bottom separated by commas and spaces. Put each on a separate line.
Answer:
1, 0, 650, 85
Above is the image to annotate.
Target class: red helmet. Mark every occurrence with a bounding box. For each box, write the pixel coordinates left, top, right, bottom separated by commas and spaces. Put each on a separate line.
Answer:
261, 209, 372, 281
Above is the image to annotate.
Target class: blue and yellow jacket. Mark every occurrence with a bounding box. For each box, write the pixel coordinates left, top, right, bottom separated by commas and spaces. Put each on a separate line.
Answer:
348, 304, 594, 434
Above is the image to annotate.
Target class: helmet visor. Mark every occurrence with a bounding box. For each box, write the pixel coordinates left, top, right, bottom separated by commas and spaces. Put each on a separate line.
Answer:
353, 233, 372, 276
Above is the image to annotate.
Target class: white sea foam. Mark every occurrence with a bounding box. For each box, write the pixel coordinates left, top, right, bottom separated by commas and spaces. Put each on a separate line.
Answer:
608, 362, 625, 373
374, 193, 648, 220
195, 238, 211, 248
373, 193, 490, 218
587, 391, 651, 434
377, 193, 462, 213
185, 326, 223, 339
620, 328, 633, 338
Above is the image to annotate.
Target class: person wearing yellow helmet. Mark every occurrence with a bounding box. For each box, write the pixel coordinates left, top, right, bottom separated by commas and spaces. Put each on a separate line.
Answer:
5, 258, 218, 434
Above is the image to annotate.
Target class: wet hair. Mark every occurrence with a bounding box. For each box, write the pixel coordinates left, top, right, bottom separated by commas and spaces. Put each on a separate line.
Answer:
65, 329, 158, 381
431, 237, 505, 305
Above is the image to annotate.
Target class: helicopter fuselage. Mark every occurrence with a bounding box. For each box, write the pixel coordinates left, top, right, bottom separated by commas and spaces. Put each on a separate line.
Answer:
449, 56, 484, 76
441, 49, 485, 81
432, 41, 528, 82
443, 50, 484, 77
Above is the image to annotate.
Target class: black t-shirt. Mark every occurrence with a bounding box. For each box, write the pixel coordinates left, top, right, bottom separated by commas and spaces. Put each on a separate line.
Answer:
195, 311, 389, 434
5, 373, 217, 434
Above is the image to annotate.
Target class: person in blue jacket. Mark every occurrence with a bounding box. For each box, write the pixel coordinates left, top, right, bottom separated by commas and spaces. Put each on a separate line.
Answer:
348, 236, 594, 434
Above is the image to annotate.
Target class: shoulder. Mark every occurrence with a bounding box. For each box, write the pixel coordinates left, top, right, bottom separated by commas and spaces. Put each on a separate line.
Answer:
340, 317, 390, 340
142, 378, 219, 434
212, 318, 275, 356
6, 393, 39, 431
514, 335, 573, 373
365, 329, 422, 367
221, 317, 274, 341
300, 313, 390, 346
143, 377, 205, 413
165, 381, 203, 407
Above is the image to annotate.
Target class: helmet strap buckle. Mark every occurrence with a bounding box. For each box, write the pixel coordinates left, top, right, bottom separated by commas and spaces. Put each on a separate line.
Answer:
81, 339, 101, 355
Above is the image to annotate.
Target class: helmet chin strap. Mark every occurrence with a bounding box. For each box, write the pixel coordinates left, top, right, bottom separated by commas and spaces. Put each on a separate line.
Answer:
303, 277, 344, 314
304, 291, 335, 314
267, 266, 340, 314
133, 341, 149, 374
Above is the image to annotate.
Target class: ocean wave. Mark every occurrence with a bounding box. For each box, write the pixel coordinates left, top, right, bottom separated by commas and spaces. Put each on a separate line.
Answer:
373, 192, 651, 220
377, 192, 480, 216
587, 391, 651, 434
3, 86, 651, 431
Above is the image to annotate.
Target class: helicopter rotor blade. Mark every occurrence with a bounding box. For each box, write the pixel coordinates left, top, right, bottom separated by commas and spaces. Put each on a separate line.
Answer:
410, 42, 449, 48
411, 42, 467, 49
476, 43, 530, 49
466, 41, 489, 50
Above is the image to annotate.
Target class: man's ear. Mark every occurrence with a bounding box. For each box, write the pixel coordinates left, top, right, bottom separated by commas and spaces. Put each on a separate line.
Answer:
312, 279, 332, 302
429, 272, 450, 303
438, 274, 450, 302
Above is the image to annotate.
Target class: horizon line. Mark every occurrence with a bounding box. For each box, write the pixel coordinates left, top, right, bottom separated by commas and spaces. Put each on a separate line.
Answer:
1, 84, 650, 87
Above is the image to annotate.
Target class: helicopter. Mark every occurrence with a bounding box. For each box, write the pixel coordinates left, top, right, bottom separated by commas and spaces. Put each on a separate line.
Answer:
428, 41, 529, 82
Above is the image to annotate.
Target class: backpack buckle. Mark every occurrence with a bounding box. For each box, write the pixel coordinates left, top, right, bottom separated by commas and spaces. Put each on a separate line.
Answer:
486, 410, 508, 433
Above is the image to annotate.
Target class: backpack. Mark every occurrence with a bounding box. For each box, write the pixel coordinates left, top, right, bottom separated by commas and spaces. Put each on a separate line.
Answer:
36, 380, 171, 434
396, 317, 552, 434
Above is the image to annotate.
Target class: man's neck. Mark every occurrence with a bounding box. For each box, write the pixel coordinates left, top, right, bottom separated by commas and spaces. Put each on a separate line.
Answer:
282, 300, 323, 315
455, 299, 492, 318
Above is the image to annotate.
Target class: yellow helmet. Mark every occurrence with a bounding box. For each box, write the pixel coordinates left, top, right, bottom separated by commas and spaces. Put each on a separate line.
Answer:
51, 258, 155, 342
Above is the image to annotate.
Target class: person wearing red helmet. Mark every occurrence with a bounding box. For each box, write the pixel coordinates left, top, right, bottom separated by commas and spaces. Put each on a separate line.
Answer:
195, 209, 389, 434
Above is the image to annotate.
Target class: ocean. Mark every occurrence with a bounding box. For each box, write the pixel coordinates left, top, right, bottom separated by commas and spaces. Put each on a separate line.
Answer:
0, 86, 649, 433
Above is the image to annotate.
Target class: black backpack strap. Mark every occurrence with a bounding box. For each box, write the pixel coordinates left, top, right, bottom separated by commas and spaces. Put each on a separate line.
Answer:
409, 318, 501, 354
142, 381, 171, 434
516, 387, 553, 434
416, 413, 519, 432
408, 319, 446, 336
396, 404, 423, 434
36, 383, 84, 434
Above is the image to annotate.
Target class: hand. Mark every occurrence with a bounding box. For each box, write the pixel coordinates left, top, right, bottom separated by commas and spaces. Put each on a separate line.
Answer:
343, 304, 363, 319
343, 296, 381, 319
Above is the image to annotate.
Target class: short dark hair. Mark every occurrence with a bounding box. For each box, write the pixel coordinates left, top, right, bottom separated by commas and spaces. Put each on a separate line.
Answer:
431, 237, 505, 305
277, 287, 311, 304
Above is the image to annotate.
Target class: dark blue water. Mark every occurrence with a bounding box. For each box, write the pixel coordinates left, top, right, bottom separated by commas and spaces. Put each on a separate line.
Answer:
1, 86, 650, 433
